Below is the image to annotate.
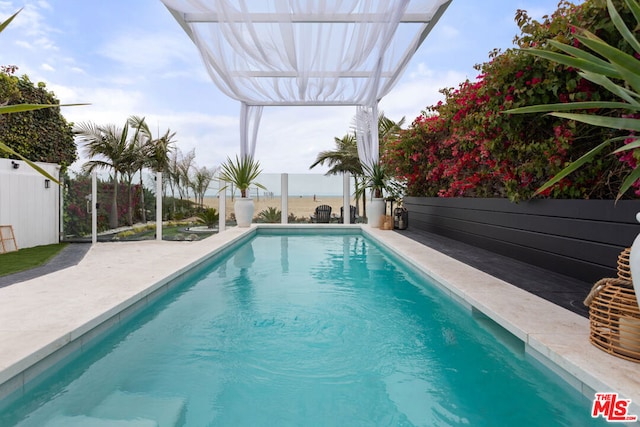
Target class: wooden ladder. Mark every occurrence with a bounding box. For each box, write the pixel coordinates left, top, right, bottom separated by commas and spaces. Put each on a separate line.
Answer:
0, 225, 18, 253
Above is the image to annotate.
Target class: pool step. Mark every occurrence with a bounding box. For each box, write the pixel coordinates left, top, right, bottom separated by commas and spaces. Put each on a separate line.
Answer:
90, 391, 186, 427
44, 415, 158, 427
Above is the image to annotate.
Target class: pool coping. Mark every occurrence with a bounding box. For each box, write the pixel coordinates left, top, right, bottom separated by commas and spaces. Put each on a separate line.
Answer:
0, 224, 638, 416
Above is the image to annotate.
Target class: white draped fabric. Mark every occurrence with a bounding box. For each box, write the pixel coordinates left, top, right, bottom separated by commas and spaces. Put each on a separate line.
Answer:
354, 104, 378, 170
161, 0, 452, 163
240, 102, 263, 158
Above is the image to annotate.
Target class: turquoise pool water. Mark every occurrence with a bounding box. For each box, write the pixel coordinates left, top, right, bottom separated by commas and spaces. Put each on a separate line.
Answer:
1, 231, 605, 426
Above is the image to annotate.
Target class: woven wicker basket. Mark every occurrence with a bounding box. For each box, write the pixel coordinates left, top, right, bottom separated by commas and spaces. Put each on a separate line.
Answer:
617, 248, 632, 281
586, 248, 640, 363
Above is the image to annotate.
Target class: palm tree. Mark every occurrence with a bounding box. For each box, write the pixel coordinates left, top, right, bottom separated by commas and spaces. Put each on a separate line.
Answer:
148, 128, 176, 175
310, 113, 405, 218
147, 128, 176, 220
309, 133, 368, 217
166, 147, 196, 217
378, 114, 405, 147
192, 165, 217, 209
127, 116, 153, 223
177, 148, 196, 207
167, 149, 181, 215
75, 122, 130, 229
309, 133, 362, 175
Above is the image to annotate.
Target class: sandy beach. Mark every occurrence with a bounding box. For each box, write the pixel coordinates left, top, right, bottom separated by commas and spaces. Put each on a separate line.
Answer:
203, 196, 357, 221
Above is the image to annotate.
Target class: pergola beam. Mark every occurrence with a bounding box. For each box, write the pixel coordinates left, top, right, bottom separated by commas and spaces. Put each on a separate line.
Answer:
379, 0, 452, 96
241, 100, 370, 106
184, 12, 436, 24
229, 71, 395, 78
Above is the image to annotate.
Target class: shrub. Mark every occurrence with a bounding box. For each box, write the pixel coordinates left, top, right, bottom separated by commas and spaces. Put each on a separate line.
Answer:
196, 208, 219, 228
385, 0, 635, 201
257, 206, 281, 223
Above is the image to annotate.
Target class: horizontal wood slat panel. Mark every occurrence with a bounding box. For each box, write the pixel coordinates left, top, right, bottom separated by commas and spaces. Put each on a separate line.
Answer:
411, 205, 636, 246
404, 198, 640, 283
405, 197, 640, 224
416, 214, 621, 267
411, 218, 616, 282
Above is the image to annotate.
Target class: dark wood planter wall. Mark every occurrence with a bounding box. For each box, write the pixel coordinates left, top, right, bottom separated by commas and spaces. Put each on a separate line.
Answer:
403, 197, 640, 283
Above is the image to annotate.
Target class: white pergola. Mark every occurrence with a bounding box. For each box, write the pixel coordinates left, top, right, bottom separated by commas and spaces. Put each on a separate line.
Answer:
161, 0, 452, 168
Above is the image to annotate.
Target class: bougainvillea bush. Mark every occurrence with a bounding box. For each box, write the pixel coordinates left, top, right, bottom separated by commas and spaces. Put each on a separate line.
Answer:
385, 0, 635, 201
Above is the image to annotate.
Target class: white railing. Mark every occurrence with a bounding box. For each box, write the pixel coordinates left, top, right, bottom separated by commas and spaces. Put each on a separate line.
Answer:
217, 172, 356, 232
75, 172, 361, 242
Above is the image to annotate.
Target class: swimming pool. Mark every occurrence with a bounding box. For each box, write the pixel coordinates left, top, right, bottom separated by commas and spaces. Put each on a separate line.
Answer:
0, 230, 609, 425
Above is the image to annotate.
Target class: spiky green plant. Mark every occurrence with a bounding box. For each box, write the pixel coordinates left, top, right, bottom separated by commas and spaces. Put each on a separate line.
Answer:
218, 155, 266, 198
356, 161, 405, 200
196, 207, 219, 229
257, 206, 281, 223
505, 0, 640, 200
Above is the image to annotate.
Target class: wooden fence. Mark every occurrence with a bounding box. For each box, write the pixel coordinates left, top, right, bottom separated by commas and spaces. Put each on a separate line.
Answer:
403, 197, 640, 283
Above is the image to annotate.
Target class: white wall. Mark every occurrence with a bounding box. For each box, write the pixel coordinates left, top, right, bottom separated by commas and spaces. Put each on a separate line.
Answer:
0, 158, 60, 249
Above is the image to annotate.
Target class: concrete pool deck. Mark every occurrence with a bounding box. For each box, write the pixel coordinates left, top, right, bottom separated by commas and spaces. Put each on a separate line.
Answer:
0, 225, 639, 417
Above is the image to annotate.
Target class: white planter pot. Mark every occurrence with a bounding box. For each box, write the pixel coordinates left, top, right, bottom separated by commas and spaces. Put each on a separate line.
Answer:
368, 198, 385, 228
234, 198, 254, 227
630, 212, 640, 306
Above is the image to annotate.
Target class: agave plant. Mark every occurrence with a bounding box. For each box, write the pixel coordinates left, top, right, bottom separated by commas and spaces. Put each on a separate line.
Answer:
506, 0, 640, 200
356, 161, 405, 200
196, 207, 219, 229
257, 206, 281, 223
0, 9, 87, 184
218, 155, 267, 198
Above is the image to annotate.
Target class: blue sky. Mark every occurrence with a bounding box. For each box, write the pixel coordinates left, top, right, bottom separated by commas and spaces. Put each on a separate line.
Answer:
0, 0, 571, 175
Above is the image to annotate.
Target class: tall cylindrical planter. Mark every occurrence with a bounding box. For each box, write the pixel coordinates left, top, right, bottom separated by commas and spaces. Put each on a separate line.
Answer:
234, 198, 255, 227
368, 198, 385, 228
630, 212, 640, 306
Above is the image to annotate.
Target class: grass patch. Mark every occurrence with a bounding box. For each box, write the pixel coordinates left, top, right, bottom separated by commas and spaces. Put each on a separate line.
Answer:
0, 243, 68, 277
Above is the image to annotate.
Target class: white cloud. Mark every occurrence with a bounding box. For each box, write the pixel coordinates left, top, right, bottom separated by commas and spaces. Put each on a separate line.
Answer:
98, 31, 199, 72
257, 106, 355, 174
36, 0, 51, 10
3, 0, 570, 179
15, 40, 31, 49
380, 67, 469, 123
33, 35, 57, 51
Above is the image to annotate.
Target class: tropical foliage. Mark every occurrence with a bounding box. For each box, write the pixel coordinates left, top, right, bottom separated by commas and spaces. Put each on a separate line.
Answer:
70, 116, 222, 230
357, 161, 404, 200
219, 155, 266, 198
0, 9, 86, 183
75, 120, 135, 228
385, 0, 637, 201
63, 171, 153, 237
311, 112, 405, 216
196, 207, 219, 229
257, 206, 282, 223
0, 72, 77, 168
506, 0, 640, 200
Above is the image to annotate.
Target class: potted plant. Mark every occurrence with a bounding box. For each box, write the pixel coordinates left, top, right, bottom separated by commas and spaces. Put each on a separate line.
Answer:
219, 155, 266, 227
358, 161, 404, 227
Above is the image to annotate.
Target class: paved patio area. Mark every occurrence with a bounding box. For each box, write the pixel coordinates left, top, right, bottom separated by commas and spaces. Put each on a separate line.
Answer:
0, 225, 638, 416
397, 228, 593, 318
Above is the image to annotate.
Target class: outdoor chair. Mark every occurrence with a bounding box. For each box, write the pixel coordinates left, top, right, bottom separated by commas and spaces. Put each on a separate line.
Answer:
311, 204, 332, 223
340, 205, 358, 224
